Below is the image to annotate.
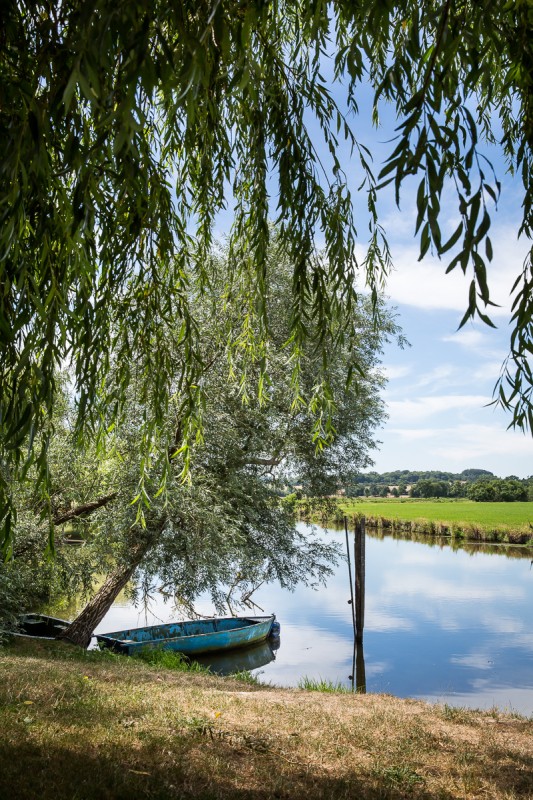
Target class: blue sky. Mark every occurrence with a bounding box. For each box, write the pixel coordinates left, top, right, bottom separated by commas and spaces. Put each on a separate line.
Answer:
356, 156, 532, 478
214, 65, 532, 479
325, 82, 532, 479
377, 265, 532, 479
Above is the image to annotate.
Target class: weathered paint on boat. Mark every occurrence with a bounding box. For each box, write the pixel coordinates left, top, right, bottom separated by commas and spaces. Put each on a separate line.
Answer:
12, 613, 71, 640
96, 614, 278, 656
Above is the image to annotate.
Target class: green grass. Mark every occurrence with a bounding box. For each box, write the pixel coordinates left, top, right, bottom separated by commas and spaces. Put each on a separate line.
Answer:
304, 497, 533, 546
298, 676, 352, 693
372, 764, 426, 791
340, 499, 533, 528
114, 644, 262, 684
228, 669, 261, 685
131, 646, 211, 673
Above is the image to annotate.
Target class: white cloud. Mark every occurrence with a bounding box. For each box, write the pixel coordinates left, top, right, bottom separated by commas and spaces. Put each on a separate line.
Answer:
384, 247, 476, 312
386, 424, 533, 462
487, 617, 525, 636
384, 364, 412, 380
432, 423, 533, 463
472, 361, 508, 381
375, 418, 532, 477
386, 394, 490, 424
415, 365, 457, 389
450, 654, 493, 670
364, 660, 392, 678
442, 329, 487, 348
513, 634, 533, 650
364, 608, 415, 633
441, 328, 508, 362
395, 550, 443, 566
371, 221, 528, 318
424, 686, 533, 715
381, 573, 523, 604
385, 427, 440, 441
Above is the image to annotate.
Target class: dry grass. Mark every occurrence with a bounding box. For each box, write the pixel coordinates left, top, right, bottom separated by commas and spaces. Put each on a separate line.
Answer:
1, 638, 532, 799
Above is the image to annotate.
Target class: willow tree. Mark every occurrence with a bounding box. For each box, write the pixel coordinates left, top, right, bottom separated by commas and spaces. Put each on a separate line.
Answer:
32, 243, 395, 647
1, 1, 533, 551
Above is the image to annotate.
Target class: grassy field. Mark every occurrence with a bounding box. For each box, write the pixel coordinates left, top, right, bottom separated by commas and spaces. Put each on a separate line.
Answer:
295, 497, 533, 545
339, 499, 533, 529
1, 638, 532, 800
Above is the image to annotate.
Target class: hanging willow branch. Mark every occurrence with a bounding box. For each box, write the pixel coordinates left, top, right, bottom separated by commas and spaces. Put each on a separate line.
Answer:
1, 1, 533, 553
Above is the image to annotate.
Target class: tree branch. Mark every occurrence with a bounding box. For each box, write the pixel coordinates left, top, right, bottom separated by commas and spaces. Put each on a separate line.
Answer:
53, 492, 118, 526
419, 0, 452, 103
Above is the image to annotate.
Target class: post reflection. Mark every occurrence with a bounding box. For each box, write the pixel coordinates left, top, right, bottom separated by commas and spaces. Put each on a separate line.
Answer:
356, 640, 366, 693
349, 637, 366, 693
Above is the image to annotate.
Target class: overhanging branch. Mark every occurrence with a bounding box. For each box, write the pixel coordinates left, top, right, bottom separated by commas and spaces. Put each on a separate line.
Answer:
53, 492, 118, 526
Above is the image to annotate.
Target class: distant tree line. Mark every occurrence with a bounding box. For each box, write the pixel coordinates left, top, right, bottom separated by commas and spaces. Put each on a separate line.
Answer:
465, 479, 530, 503
333, 470, 533, 502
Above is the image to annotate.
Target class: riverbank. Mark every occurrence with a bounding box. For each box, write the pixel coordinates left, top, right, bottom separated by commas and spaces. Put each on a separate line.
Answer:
1, 639, 532, 799
300, 498, 533, 546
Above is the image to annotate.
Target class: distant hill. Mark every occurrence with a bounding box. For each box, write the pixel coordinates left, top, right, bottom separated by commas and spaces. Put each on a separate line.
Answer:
350, 468, 495, 485
337, 469, 532, 502
290, 469, 532, 501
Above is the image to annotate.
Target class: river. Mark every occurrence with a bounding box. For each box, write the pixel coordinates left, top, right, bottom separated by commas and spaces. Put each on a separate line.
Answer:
88, 523, 533, 716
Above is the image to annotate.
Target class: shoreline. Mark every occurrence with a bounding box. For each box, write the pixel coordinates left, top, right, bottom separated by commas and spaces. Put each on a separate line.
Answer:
299, 498, 533, 548
1, 638, 532, 799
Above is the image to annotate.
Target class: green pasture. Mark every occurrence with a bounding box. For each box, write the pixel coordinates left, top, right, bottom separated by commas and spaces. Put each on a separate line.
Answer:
339, 499, 533, 530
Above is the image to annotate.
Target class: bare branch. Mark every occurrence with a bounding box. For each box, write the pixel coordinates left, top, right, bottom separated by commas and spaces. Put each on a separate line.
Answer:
53, 493, 118, 526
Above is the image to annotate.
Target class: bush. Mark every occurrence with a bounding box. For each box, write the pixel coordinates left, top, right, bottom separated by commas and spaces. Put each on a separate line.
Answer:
467, 478, 528, 502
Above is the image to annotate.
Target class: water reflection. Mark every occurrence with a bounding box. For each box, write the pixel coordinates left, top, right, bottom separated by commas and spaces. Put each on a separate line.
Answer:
193, 636, 279, 676
356, 642, 366, 693
83, 523, 533, 715
349, 641, 366, 694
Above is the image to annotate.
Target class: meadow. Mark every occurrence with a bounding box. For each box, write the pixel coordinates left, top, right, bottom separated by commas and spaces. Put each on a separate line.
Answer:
339, 499, 533, 528
298, 498, 533, 545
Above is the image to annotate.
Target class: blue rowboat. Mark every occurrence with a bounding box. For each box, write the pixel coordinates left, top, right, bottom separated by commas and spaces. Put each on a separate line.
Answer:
96, 614, 279, 656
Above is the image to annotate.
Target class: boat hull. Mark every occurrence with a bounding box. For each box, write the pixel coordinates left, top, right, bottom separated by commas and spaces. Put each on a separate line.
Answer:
11, 613, 70, 640
96, 615, 277, 656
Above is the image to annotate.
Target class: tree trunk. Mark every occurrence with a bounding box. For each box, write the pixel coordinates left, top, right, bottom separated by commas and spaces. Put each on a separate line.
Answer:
58, 541, 151, 648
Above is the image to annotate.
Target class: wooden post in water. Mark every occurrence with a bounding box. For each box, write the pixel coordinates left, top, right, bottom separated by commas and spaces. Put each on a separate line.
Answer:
354, 516, 365, 644
344, 516, 356, 636
345, 516, 357, 691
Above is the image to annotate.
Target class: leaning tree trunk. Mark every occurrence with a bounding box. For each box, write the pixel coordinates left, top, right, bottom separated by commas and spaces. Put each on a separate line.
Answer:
58, 541, 151, 648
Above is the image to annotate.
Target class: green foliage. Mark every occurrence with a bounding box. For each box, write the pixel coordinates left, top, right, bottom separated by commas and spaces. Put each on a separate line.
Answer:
298, 677, 351, 693
410, 479, 449, 498
2, 2, 533, 552
0, 441, 102, 634
0, 523, 79, 638
8, 242, 393, 621
344, 469, 518, 499
350, 468, 495, 486
461, 469, 495, 481
0, 564, 35, 640
228, 670, 261, 686
467, 478, 529, 502
126, 244, 393, 612
372, 765, 425, 791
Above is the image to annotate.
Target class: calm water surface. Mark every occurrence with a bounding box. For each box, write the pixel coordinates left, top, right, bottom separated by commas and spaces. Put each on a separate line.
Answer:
93, 524, 533, 716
